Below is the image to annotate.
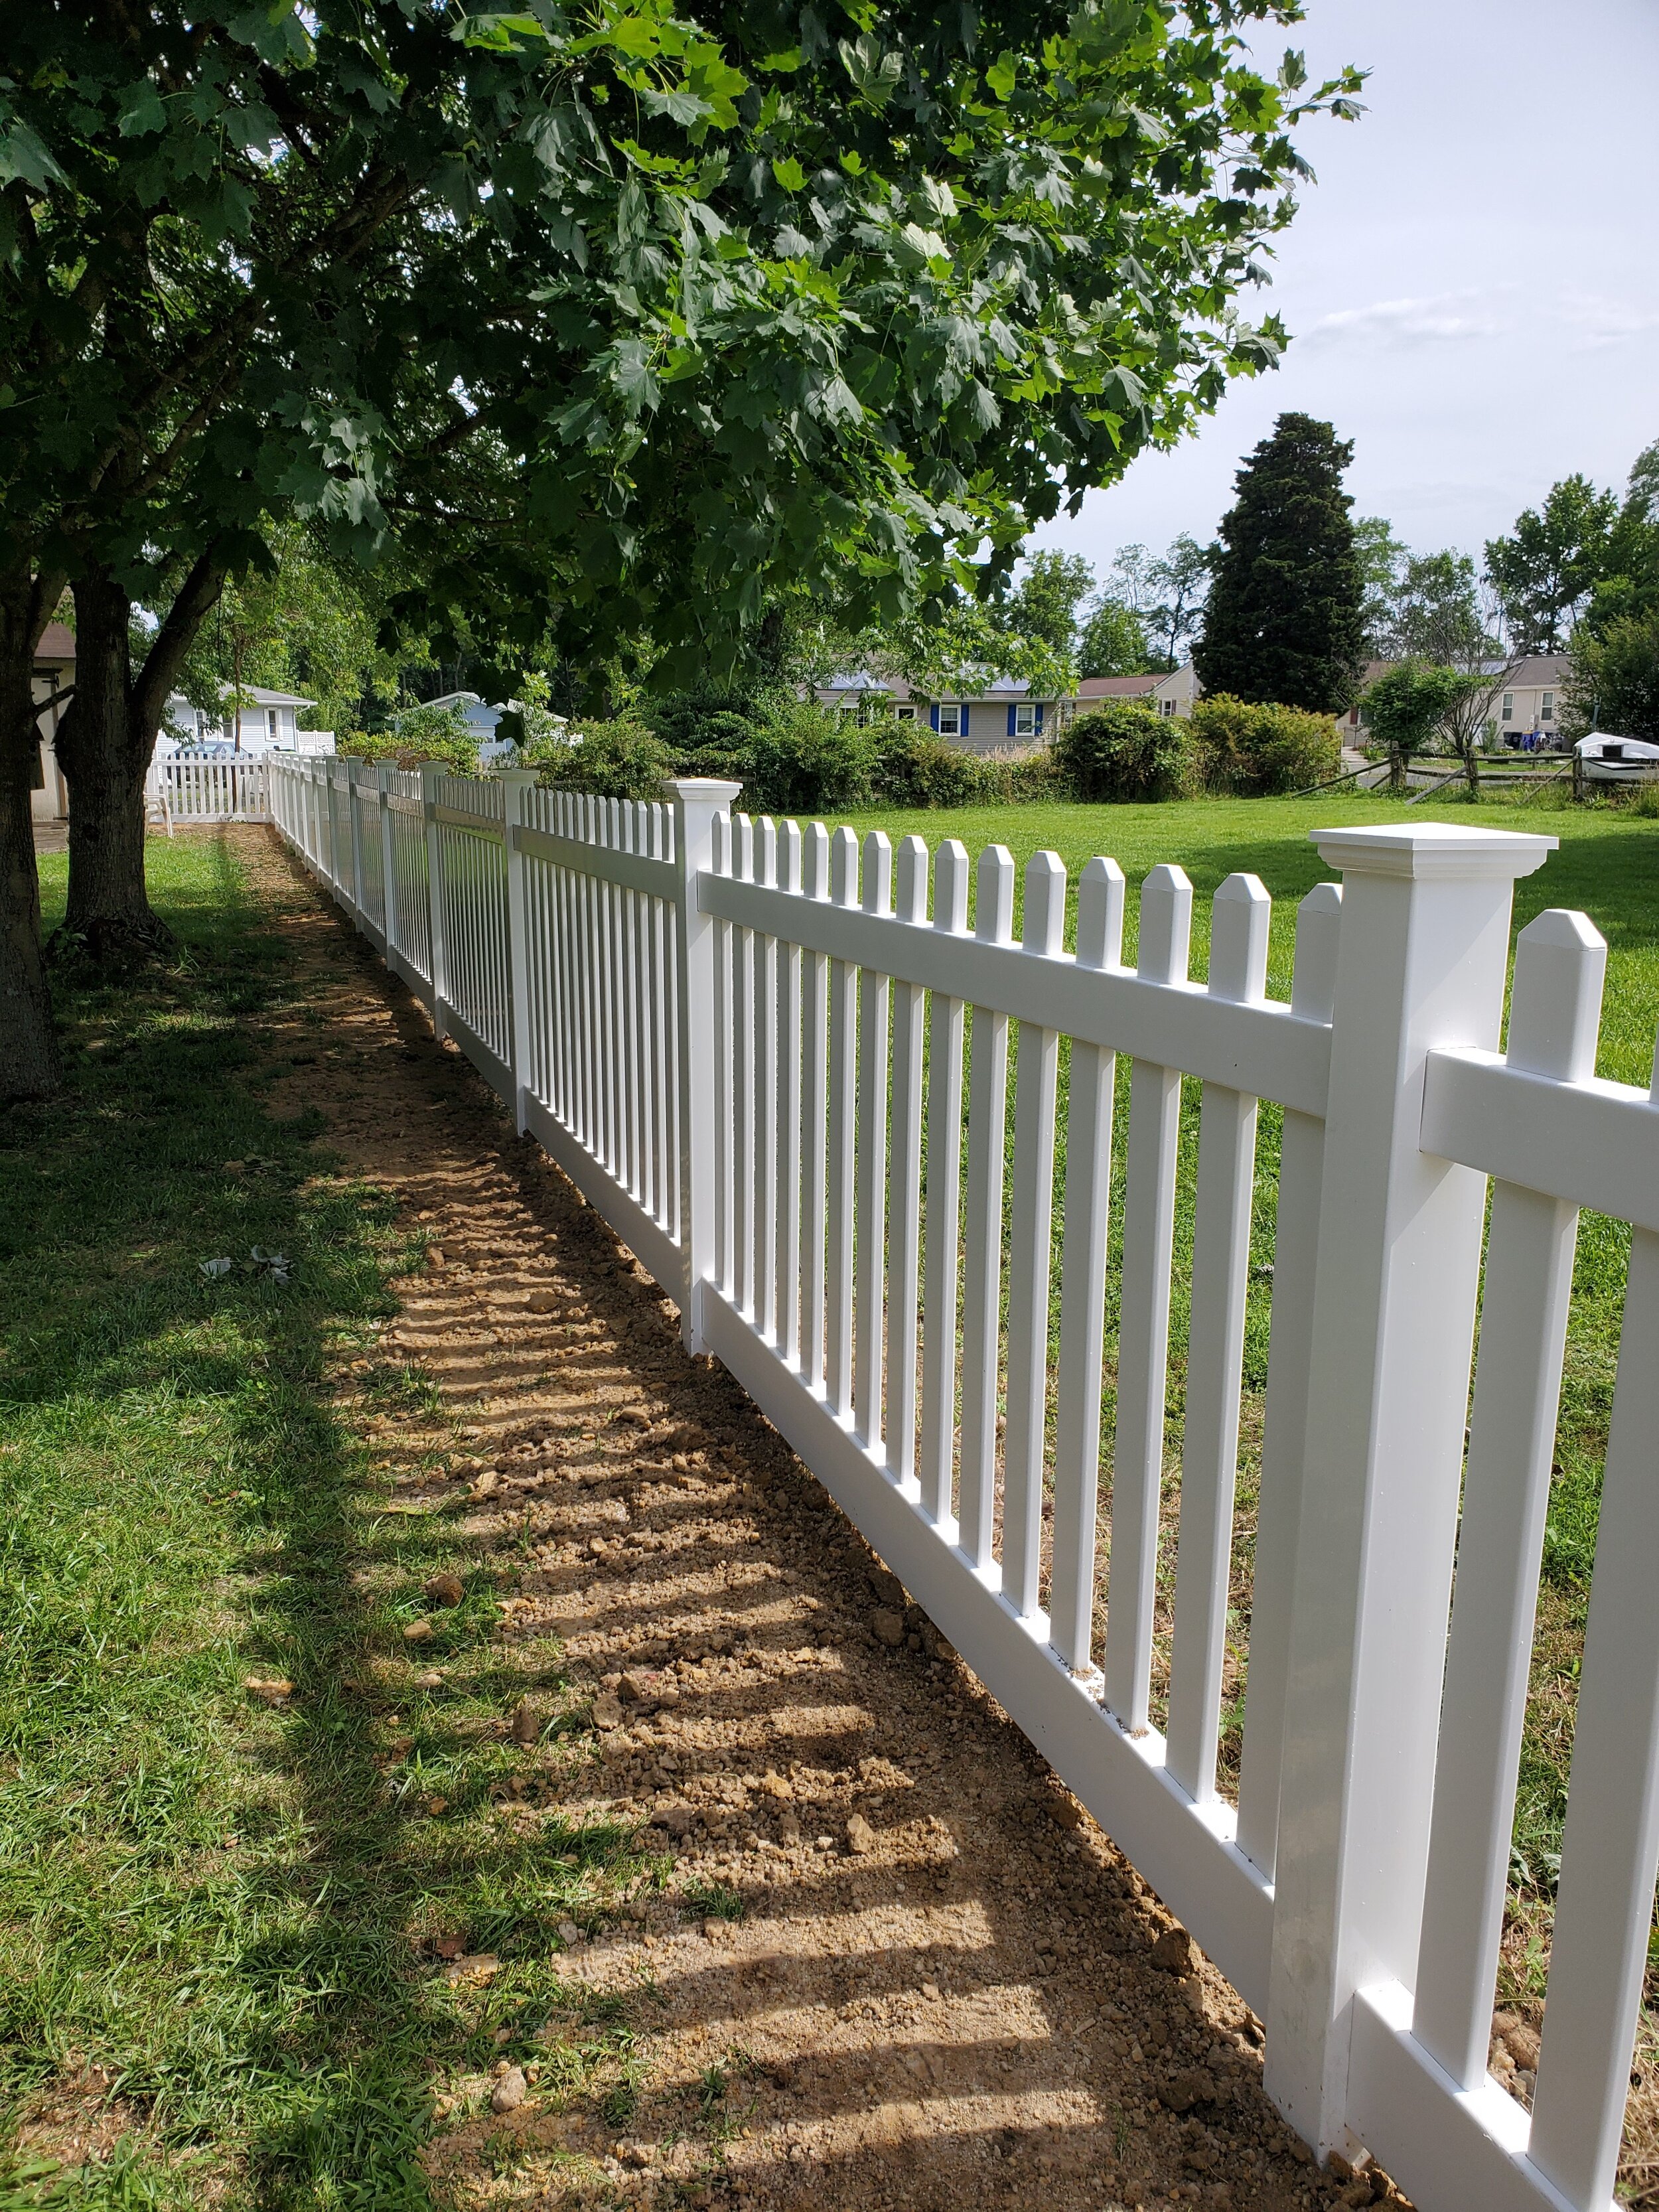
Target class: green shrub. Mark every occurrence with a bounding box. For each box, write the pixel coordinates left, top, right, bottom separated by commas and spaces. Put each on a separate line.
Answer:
743, 700, 871, 814
867, 721, 998, 806
534, 717, 673, 800
1003, 749, 1063, 802
650, 690, 761, 758
348, 704, 480, 774
1052, 702, 1196, 801
1189, 694, 1341, 794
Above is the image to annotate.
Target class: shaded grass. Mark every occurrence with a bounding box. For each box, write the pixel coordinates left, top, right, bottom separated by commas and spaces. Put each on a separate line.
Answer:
1, 838, 656, 2211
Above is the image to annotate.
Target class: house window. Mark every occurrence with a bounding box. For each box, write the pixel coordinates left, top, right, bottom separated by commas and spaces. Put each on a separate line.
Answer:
1160, 698, 1177, 717
894, 703, 916, 722
267, 709, 278, 737
1541, 692, 1554, 721
837, 701, 859, 719
1502, 693, 1514, 720
1013, 701, 1036, 737
938, 703, 962, 737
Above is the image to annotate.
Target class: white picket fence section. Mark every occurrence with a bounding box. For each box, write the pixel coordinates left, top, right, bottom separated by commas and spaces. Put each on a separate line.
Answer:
146, 755, 271, 828
269, 752, 1659, 2212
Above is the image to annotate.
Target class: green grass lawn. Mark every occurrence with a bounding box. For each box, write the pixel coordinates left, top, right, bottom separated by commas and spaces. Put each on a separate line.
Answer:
1, 840, 653, 2211
836, 786, 1659, 1085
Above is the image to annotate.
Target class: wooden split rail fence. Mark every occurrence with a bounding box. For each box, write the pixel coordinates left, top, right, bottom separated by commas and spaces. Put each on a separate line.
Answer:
269, 751, 1659, 2212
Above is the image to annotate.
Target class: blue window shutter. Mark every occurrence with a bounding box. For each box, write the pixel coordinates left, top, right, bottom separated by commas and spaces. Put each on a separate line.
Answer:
1007, 703, 1017, 739
1035, 703, 1045, 733
930, 703, 940, 733
960, 704, 969, 739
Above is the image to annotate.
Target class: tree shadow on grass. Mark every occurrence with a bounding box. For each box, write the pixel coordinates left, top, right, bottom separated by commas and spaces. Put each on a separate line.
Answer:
0, 838, 655, 2209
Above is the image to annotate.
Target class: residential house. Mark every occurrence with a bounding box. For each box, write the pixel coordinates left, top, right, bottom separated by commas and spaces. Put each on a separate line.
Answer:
813, 670, 1066, 752
31, 623, 332, 827
1485, 655, 1572, 748
814, 662, 1198, 750
1076, 666, 1197, 719
159, 684, 324, 755
31, 619, 74, 824
419, 690, 572, 765
1336, 654, 1573, 751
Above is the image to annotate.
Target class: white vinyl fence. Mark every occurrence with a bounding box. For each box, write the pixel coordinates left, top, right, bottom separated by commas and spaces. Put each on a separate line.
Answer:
145, 755, 271, 829
270, 752, 1659, 2212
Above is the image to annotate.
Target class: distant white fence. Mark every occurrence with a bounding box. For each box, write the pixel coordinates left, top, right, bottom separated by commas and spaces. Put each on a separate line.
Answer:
269, 751, 1659, 2212
146, 756, 270, 828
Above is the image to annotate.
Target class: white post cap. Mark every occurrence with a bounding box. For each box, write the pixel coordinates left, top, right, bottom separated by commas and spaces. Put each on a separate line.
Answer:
663, 776, 744, 804
1311, 821, 1556, 881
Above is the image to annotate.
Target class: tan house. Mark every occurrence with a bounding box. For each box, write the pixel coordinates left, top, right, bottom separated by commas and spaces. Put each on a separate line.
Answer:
31, 620, 75, 825
1338, 654, 1573, 750
1076, 664, 1198, 719
1484, 655, 1571, 747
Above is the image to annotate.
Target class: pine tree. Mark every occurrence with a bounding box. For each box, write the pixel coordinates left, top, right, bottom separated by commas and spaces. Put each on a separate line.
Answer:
1194, 414, 1366, 711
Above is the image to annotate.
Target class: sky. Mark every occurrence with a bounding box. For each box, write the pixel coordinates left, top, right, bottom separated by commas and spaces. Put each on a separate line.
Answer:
1031, 0, 1659, 581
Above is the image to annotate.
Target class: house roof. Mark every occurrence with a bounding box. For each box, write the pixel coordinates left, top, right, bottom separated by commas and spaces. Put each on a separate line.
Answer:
1356, 654, 1571, 692
1488, 655, 1571, 686
1078, 673, 1163, 698
166, 683, 316, 709
33, 621, 75, 666
821, 670, 1050, 702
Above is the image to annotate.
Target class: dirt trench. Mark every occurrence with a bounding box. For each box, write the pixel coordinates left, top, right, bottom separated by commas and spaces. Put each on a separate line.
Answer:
243, 826, 1407, 2212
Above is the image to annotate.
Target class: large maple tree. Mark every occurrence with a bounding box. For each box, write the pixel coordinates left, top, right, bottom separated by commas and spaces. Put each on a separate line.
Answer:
0, 0, 1358, 1094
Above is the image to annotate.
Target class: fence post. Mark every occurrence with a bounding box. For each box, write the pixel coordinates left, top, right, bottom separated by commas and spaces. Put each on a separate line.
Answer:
499, 769, 540, 1136
325, 759, 341, 892
1263, 822, 1556, 2161
419, 761, 449, 1038
668, 777, 743, 1355
340, 758, 367, 928
378, 762, 398, 966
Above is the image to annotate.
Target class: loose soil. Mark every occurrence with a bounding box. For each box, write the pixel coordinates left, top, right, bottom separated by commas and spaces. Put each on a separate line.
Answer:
246, 824, 1409, 2212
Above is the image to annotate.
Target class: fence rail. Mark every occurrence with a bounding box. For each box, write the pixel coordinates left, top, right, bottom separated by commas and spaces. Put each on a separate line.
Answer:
269, 753, 1659, 2212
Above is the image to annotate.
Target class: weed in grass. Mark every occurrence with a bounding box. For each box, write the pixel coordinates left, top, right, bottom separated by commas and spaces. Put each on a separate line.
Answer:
680, 1881, 744, 1923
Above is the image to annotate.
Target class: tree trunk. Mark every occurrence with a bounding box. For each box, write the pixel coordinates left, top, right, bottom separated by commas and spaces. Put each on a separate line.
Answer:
52, 552, 228, 962
54, 553, 228, 961
0, 569, 61, 1098
54, 569, 169, 960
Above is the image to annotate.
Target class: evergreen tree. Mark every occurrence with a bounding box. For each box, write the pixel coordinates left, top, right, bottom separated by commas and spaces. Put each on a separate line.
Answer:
1194, 414, 1365, 711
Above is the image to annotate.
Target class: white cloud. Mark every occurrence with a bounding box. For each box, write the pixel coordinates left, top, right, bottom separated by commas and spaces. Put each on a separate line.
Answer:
1302, 285, 1659, 357
1301, 289, 1516, 348
1556, 293, 1659, 351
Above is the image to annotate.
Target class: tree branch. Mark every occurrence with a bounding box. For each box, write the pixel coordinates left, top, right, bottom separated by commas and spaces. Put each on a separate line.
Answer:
131, 548, 228, 737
